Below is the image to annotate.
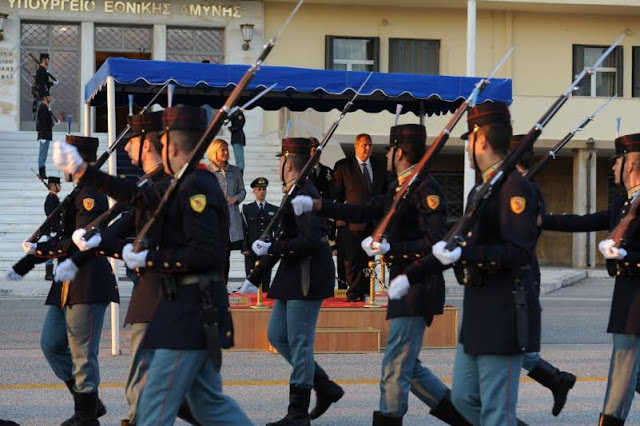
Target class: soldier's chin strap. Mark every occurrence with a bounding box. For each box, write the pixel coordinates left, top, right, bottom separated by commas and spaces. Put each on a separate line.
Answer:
390, 144, 398, 176
280, 152, 289, 189
471, 126, 481, 177
620, 153, 626, 189
138, 131, 146, 168
164, 127, 175, 176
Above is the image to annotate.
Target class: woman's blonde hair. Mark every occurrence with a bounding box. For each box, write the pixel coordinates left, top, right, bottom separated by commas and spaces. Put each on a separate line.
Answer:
207, 138, 228, 163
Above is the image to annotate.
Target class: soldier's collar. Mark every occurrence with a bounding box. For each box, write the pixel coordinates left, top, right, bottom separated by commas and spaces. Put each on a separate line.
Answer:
627, 184, 640, 199
397, 165, 416, 186
482, 161, 503, 183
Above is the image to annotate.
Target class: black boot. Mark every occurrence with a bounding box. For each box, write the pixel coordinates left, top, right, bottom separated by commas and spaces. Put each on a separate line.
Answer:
527, 358, 576, 416
429, 393, 471, 426
45, 263, 54, 280
372, 411, 403, 426
266, 385, 311, 426
177, 402, 201, 425
309, 363, 344, 420
599, 413, 625, 426
38, 166, 47, 180
60, 392, 99, 426
63, 381, 106, 420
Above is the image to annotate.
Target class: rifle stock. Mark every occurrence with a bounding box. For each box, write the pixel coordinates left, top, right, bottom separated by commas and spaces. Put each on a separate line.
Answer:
609, 200, 640, 247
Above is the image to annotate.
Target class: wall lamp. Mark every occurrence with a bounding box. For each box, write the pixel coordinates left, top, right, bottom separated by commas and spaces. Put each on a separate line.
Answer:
240, 23, 254, 51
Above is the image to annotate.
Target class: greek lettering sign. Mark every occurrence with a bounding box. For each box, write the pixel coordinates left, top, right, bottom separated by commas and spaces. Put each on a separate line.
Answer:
7, 0, 242, 17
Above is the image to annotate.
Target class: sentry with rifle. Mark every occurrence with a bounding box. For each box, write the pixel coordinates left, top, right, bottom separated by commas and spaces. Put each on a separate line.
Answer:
369, 47, 514, 245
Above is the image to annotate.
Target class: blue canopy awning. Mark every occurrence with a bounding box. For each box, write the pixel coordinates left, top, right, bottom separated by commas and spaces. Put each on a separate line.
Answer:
85, 57, 512, 116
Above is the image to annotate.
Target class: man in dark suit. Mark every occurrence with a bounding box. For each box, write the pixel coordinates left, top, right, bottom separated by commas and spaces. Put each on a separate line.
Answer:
242, 177, 278, 292
332, 133, 389, 301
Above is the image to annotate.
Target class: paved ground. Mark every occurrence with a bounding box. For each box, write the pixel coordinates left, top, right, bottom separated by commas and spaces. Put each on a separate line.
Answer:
2, 274, 639, 425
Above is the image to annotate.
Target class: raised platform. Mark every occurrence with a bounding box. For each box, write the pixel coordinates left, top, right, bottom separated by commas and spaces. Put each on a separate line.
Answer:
230, 295, 458, 353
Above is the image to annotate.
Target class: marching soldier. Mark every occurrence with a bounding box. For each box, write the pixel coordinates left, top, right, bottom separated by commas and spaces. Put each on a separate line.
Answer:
401, 103, 540, 424
44, 176, 62, 280
540, 133, 640, 425
23, 135, 118, 426
510, 135, 577, 417
34, 53, 57, 101
291, 124, 469, 425
53, 111, 200, 425
242, 177, 278, 292
239, 137, 342, 426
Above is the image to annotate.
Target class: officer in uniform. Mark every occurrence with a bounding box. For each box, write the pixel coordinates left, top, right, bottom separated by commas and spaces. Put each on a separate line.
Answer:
53, 111, 198, 425
113, 105, 249, 425
23, 135, 118, 426
510, 135, 577, 417
540, 133, 640, 425
401, 103, 540, 424
239, 137, 339, 426
308, 137, 337, 250
44, 176, 62, 280
291, 124, 468, 425
242, 177, 277, 292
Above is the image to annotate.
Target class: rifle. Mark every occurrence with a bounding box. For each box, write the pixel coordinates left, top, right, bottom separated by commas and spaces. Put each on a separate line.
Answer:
524, 95, 616, 180
133, 0, 305, 252
445, 34, 625, 251
257, 72, 373, 242
371, 48, 514, 242
30, 167, 49, 190
24, 80, 172, 244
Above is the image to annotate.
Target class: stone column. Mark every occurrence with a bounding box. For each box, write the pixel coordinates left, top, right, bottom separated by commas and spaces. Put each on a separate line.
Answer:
572, 146, 597, 268
153, 25, 166, 61
80, 22, 95, 134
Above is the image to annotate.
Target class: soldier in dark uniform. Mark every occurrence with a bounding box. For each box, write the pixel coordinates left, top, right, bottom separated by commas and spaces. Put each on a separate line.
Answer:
510, 135, 577, 417
102, 105, 248, 425
241, 177, 278, 292
291, 124, 468, 425
44, 176, 62, 280
53, 111, 199, 425
34, 53, 56, 100
22, 135, 118, 426
239, 137, 339, 426
401, 103, 540, 424
540, 133, 640, 425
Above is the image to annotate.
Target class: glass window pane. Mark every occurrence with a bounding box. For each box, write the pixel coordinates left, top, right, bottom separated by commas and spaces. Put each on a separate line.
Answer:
51, 24, 78, 48
596, 72, 616, 97
125, 27, 152, 52
167, 28, 194, 51
333, 38, 369, 61
21, 23, 48, 47
95, 26, 123, 50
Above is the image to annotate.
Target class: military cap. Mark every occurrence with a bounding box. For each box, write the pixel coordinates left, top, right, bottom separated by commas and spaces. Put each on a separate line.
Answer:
613, 133, 640, 158
388, 124, 427, 150
127, 111, 164, 138
251, 177, 269, 188
162, 105, 207, 132
275, 137, 311, 158
461, 102, 511, 140
47, 176, 61, 184
66, 135, 99, 162
39, 53, 50, 61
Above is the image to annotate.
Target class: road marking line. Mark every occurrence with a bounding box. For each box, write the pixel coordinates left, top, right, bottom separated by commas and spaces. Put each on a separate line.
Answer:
0, 376, 609, 390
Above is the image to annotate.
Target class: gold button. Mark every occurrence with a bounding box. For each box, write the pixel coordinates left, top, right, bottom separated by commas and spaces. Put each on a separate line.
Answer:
176, 262, 182, 267
467, 232, 473, 237
415, 254, 420, 258
163, 262, 170, 268
36, 250, 42, 255
48, 250, 53, 255
403, 255, 409, 259
57, 249, 63, 253
477, 263, 483, 268
114, 253, 120, 259
461, 260, 467, 265
226, 331, 232, 337
490, 261, 496, 266
625, 262, 630, 266
99, 250, 105, 255
146, 261, 154, 267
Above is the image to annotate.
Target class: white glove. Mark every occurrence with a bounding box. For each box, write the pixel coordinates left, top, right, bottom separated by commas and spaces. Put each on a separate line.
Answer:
53, 141, 83, 176
238, 279, 258, 294
252, 240, 271, 256
361, 236, 390, 257
5, 268, 23, 281
22, 240, 36, 255
54, 258, 79, 282
291, 195, 314, 216
72, 229, 102, 252
122, 243, 149, 269
432, 241, 462, 266
598, 239, 628, 260
389, 275, 410, 300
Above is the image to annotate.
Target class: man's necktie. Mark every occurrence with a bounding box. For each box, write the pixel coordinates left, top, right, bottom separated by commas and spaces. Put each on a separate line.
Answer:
362, 163, 373, 192
259, 203, 264, 214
